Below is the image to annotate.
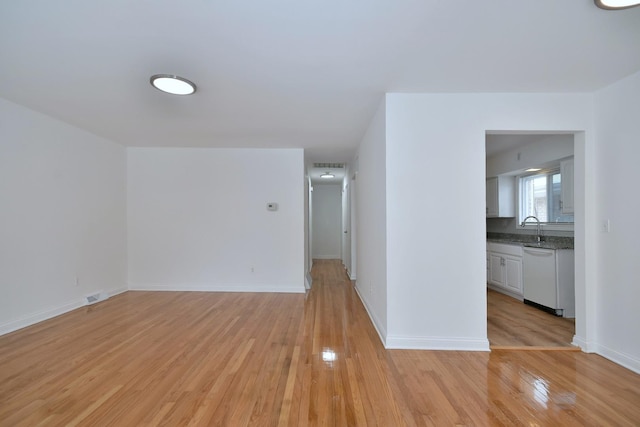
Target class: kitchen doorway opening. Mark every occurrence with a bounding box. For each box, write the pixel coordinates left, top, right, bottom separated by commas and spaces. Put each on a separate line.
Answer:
485, 131, 583, 350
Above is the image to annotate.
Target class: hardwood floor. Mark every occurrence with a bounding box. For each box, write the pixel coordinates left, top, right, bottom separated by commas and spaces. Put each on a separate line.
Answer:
487, 289, 576, 348
1, 259, 639, 425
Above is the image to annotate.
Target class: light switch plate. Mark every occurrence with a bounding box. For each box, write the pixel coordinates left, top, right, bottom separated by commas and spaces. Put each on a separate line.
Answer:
267, 202, 278, 211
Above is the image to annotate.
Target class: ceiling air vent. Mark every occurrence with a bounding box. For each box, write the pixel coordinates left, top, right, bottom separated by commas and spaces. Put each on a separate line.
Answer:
313, 163, 344, 169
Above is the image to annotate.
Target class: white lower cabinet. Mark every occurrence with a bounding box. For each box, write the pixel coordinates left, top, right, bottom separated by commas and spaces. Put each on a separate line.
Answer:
487, 242, 523, 299
504, 255, 523, 295
489, 253, 506, 288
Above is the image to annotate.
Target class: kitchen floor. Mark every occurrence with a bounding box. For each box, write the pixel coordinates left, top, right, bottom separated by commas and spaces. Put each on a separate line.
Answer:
487, 289, 576, 349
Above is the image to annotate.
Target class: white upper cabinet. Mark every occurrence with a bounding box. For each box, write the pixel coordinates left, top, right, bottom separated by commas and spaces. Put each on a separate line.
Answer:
560, 158, 574, 214
486, 176, 515, 218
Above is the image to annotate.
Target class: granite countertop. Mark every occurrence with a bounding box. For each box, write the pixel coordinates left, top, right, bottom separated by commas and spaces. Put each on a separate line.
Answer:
487, 233, 574, 250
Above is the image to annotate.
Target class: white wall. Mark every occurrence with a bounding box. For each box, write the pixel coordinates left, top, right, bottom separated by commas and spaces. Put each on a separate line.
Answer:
127, 148, 305, 293
0, 98, 127, 334
311, 184, 342, 259
341, 169, 351, 273
304, 173, 312, 288
378, 92, 596, 351
308, 176, 313, 272
593, 70, 640, 373
349, 167, 358, 281
354, 99, 388, 342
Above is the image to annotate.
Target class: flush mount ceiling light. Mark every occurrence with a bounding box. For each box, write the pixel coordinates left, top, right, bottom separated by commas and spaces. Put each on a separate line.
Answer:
595, 0, 640, 9
150, 74, 197, 95
320, 171, 335, 179
525, 168, 542, 172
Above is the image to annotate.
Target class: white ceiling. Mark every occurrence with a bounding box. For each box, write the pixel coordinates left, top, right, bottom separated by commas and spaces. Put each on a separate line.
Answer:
1, 1, 640, 164
485, 134, 553, 157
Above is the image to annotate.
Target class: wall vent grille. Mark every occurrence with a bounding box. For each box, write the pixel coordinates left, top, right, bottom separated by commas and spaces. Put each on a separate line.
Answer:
85, 291, 109, 305
313, 163, 344, 169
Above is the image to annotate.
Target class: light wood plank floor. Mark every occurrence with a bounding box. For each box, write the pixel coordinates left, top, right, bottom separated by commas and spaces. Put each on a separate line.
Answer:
487, 289, 576, 348
1, 259, 639, 426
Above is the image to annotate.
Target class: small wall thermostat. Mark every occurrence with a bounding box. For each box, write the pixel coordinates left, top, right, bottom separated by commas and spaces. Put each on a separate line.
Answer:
267, 202, 278, 211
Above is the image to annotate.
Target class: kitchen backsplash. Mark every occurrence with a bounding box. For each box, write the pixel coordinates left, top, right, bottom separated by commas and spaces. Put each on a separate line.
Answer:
486, 217, 574, 238
486, 232, 574, 249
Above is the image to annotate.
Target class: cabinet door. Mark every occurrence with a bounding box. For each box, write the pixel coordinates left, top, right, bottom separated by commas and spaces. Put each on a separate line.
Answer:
486, 178, 498, 217
489, 253, 505, 288
486, 176, 515, 217
504, 255, 523, 294
561, 159, 574, 214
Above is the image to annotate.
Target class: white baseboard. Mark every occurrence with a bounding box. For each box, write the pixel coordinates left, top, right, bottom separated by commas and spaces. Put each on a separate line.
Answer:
0, 286, 130, 337
385, 335, 490, 351
594, 343, 640, 374
128, 283, 305, 294
572, 335, 640, 373
109, 287, 128, 298
571, 335, 592, 352
347, 270, 356, 280
0, 299, 84, 336
353, 285, 387, 346
487, 284, 523, 301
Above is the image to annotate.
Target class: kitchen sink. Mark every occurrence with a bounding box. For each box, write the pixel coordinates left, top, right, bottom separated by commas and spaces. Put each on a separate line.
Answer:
523, 242, 544, 248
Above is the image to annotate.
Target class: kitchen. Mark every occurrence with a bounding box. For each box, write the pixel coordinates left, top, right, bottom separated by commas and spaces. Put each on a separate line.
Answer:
486, 133, 576, 348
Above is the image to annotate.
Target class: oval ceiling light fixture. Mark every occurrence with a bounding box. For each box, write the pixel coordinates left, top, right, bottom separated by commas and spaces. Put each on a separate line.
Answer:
595, 0, 640, 9
150, 74, 197, 95
320, 171, 335, 179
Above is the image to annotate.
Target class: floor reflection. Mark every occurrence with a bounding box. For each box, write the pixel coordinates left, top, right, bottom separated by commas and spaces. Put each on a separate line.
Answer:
322, 348, 337, 365
302, 259, 639, 425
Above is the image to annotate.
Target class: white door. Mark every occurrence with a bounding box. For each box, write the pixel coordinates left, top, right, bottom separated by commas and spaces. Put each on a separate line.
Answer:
311, 185, 343, 259
341, 180, 350, 270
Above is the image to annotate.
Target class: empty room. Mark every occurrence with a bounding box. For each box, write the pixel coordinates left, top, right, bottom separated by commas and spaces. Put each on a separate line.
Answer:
1, 1, 640, 425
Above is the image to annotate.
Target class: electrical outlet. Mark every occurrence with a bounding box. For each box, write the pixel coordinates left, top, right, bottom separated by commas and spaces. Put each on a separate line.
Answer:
602, 219, 611, 233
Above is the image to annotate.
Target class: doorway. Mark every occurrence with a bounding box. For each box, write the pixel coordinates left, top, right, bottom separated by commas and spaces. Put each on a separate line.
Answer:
485, 132, 579, 349
307, 163, 355, 282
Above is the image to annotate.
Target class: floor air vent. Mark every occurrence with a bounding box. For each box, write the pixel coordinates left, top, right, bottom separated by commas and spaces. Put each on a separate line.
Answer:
85, 291, 108, 305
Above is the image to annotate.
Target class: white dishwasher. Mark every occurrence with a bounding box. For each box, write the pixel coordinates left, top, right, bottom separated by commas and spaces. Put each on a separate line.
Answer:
523, 247, 575, 317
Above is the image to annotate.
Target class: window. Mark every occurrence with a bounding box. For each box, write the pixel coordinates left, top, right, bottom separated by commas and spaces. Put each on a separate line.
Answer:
518, 169, 574, 227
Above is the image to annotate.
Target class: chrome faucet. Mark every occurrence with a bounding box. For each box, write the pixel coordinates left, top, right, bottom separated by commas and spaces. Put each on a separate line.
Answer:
521, 215, 542, 242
